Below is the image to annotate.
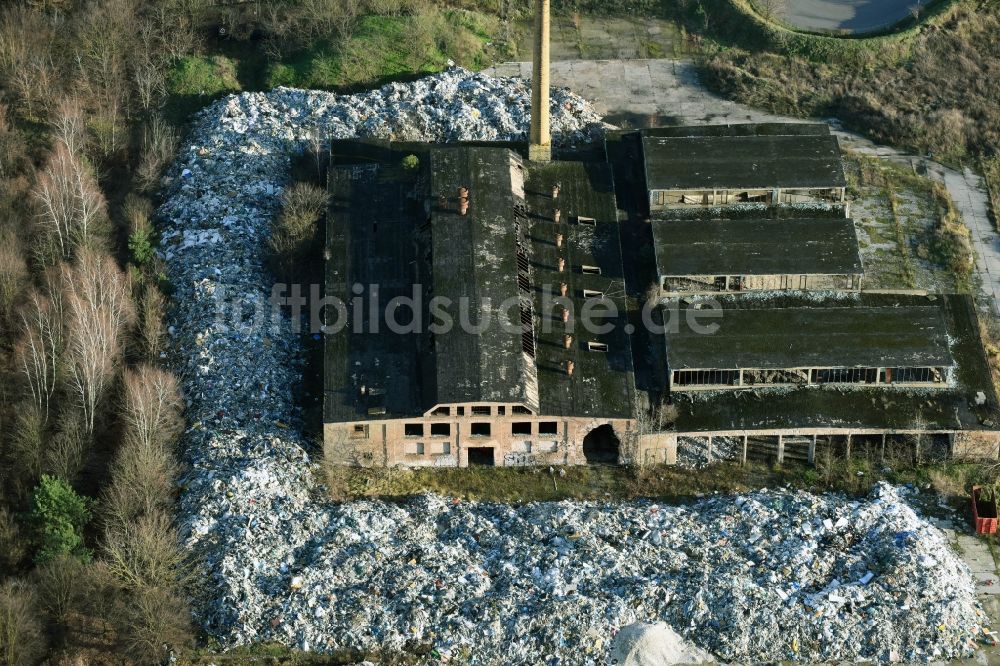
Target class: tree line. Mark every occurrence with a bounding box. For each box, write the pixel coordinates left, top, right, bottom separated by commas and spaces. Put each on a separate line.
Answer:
0, 1, 204, 663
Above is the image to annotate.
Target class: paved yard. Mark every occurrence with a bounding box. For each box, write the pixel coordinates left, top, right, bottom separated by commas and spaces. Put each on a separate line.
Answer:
512, 16, 691, 61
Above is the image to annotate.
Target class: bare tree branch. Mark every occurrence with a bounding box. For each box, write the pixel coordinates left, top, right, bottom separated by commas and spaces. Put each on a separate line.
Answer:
62, 248, 135, 434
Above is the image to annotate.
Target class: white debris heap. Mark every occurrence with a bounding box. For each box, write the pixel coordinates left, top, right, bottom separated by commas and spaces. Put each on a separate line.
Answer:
159, 70, 984, 663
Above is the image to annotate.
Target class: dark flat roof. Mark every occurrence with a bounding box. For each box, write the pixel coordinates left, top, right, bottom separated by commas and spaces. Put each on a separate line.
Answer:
667, 302, 953, 370
428, 148, 534, 407
323, 140, 635, 423
671, 295, 998, 433
324, 145, 426, 423
636, 123, 831, 138
653, 217, 863, 277
642, 133, 846, 191
524, 160, 634, 419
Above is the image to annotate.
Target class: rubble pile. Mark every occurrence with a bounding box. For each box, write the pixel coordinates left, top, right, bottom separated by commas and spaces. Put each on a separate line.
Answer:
676, 435, 742, 468
159, 71, 983, 663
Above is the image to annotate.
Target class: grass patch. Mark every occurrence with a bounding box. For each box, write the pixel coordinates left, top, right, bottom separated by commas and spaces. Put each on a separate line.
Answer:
886, 181, 918, 288
165, 55, 241, 121
845, 151, 972, 292
699, 1, 1000, 166
265, 9, 498, 91
984, 156, 1000, 233
929, 181, 975, 291
183, 642, 387, 665
323, 458, 996, 505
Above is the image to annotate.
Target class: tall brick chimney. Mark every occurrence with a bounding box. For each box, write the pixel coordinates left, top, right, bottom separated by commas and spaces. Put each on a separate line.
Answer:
528, 0, 551, 163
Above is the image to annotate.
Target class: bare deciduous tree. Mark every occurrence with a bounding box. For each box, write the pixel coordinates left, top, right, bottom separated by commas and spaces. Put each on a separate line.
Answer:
756, 0, 786, 21
103, 511, 189, 591
132, 56, 165, 114
8, 403, 46, 496
120, 365, 183, 454
33, 144, 108, 260
0, 506, 27, 570
34, 145, 75, 261
0, 226, 26, 321
102, 366, 182, 527
0, 6, 59, 118
0, 579, 47, 666
45, 406, 90, 484
136, 116, 178, 192
50, 97, 88, 159
114, 582, 192, 664
102, 429, 178, 529
136, 283, 166, 362
15, 289, 64, 420
63, 248, 136, 434
33, 554, 87, 630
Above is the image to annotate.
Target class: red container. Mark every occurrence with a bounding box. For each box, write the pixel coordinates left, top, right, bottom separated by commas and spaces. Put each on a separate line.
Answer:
972, 486, 998, 535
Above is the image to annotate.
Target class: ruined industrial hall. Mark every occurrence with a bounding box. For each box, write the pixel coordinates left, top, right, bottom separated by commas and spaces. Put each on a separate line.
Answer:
320, 0, 999, 468
321, 118, 1000, 468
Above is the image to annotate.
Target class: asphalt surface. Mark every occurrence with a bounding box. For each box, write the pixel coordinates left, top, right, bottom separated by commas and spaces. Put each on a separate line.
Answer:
781, 0, 923, 32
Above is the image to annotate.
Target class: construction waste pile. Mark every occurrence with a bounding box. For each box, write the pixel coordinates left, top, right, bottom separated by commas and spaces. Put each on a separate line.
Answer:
676, 435, 742, 468
160, 70, 985, 663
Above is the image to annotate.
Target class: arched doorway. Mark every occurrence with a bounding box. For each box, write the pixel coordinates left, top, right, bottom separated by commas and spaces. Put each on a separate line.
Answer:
583, 424, 620, 464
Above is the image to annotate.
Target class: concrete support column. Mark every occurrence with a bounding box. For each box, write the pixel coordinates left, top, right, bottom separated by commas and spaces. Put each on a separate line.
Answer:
808, 435, 816, 465
741, 435, 748, 465
707, 436, 713, 463
528, 0, 551, 162
776, 435, 785, 464
382, 423, 389, 467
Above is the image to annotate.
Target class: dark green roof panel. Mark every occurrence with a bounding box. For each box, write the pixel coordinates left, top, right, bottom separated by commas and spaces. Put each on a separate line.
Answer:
653, 217, 863, 276
642, 133, 847, 191
667, 304, 953, 370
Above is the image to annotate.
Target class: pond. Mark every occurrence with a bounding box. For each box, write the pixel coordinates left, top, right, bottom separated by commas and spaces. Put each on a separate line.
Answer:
780, 0, 924, 33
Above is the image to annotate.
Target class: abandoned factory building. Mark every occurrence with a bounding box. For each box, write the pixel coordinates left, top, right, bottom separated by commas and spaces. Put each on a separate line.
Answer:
324, 140, 633, 467
653, 213, 864, 295
322, 123, 1000, 468
640, 123, 847, 210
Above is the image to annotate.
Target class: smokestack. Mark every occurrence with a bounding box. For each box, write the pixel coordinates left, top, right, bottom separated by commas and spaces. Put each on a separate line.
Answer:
529, 0, 551, 163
